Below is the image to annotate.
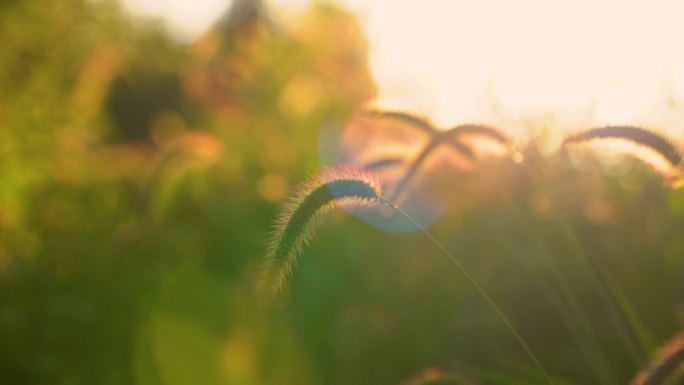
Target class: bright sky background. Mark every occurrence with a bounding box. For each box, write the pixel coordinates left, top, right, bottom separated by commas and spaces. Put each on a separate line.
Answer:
121, 0, 684, 140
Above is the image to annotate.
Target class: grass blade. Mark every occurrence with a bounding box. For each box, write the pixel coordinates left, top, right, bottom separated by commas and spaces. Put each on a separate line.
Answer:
631, 330, 684, 385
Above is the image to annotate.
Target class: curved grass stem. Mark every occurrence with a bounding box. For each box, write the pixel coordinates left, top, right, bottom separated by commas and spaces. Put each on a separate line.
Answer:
379, 197, 555, 385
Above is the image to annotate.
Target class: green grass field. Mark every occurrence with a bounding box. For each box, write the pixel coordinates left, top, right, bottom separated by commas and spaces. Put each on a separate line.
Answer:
0, 1, 682, 384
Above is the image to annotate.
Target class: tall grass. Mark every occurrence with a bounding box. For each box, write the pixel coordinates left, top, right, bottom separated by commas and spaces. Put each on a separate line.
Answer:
360, 110, 514, 201
563, 126, 684, 189
401, 367, 478, 385
258, 166, 382, 299
631, 330, 684, 385
259, 165, 554, 384
261, 113, 684, 385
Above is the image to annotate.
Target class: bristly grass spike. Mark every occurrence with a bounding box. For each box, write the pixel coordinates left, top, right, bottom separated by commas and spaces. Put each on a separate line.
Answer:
259, 166, 554, 385
631, 329, 684, 385
563, 125, 684, 189
257, 166, 382, 300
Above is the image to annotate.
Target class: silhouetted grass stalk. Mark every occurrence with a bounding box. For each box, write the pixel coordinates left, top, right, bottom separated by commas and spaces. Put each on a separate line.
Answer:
260, 166, 554, 385
485, 205, 618, 384
564, 126, 682, 167
631, 330, 684, 385
400, 367, 478, 385
384, 120, 513, 202
381, 199, 554, 385
258, 167, 382, 299
515, 158, 647, 382
564, 126, 684, 189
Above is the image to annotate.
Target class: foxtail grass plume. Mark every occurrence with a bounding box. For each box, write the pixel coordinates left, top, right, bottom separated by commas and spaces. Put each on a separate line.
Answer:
363, 109, 436, 134
564, 126, 684, 188
362, 109, 514, 158
630, 329, 684, 385
389, 123, 514, 202
258, 168, 553, 384
258, 166, 382, 300
401, 367, 479, 385
438, 123, 515, 160
447, 124, 512, 146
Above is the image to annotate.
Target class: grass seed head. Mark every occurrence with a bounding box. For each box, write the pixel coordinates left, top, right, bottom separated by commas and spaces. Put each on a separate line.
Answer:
564, 126, 684, 188
258, 166, 382, 301
361, 109, 436, 134
631, 329, 684, 385
446, 124, 513, 146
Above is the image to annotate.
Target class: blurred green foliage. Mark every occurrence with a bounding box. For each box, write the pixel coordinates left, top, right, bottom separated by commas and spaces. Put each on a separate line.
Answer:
0, 1, 683, 385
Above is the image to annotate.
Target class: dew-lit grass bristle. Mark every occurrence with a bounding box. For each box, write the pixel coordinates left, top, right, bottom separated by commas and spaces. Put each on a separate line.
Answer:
564, 126, 683, 167
631, 330, 684, 385
258, 167, 382, 300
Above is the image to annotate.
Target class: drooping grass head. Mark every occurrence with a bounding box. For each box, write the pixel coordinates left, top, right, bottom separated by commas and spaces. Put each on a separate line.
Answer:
258, 166, 382, 300
631, 330, 684, 385
401, 367, 479, 385
563, 125, 684, 188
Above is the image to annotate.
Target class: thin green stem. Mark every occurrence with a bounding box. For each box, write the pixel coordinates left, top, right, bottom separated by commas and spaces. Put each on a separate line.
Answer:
390, 141, 437, 202
380, 197, 555, 385
523, 162, 649, 363
486, 209, 614, 384
503, 199, 619, 384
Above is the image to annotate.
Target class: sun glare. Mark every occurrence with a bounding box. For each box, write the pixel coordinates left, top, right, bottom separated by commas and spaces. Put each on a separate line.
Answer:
343, 0, 684, 140
123, 0, 684, 140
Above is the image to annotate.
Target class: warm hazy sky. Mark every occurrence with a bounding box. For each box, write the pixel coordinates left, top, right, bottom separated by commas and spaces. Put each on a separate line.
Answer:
122, 0, 684, 139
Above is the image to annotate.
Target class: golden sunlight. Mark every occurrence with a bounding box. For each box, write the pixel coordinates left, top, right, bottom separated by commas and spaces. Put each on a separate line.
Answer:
345, 0, 684, 140
123, 0, 684, 140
